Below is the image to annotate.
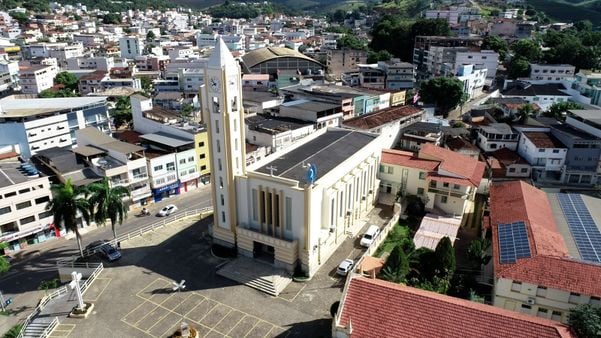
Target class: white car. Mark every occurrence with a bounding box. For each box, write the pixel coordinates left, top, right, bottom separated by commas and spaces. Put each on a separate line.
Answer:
158, 204, 178, 216
337, 259, 354, 276
360, 225, 381, 247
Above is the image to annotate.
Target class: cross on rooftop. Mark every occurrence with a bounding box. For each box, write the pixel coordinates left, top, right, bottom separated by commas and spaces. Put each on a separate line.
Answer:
266, 165, 278, 176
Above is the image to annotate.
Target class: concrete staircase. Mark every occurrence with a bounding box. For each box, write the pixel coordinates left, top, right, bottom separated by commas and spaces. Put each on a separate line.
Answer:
22, 318, 55, 338
217, 257, 292, 296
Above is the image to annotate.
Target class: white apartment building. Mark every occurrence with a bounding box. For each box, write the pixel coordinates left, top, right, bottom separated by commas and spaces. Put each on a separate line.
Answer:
66, 56, 114, 71
476, 123, 519, 152
456, 64, 487, 100
453, 50, 498, 78
0, 163, 55, 252
48, 43, 84, 68
119, 36, 145, 59
516, 130, 567, 181
222, 34, 245, 51
75, 127, 153, 207
0, 96, 110, 158
529, 64, 575, 81
196, 33, 218, 48
19, 64, 59, 94
72, 34, 103, 47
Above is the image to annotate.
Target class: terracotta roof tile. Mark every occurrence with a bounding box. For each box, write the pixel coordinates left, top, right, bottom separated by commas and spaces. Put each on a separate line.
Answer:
419, 143, 486, 187
343, 105, 423, 130
381, 149, 439, 171
337, 276, 575, 338
522, 132, 565, 149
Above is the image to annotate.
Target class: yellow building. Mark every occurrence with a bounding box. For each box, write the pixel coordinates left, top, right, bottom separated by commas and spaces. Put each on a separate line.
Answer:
194, 129, 211, 181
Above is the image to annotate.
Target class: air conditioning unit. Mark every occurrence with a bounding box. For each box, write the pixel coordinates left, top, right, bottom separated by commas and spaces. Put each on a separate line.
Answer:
527, 298, 536, 305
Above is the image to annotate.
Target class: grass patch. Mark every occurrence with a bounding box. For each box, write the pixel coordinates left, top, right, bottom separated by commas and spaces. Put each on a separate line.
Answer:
374, 221, 410, 257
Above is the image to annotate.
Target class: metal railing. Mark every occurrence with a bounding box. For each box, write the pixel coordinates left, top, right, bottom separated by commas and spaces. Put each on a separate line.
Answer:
18, 263, 104, 338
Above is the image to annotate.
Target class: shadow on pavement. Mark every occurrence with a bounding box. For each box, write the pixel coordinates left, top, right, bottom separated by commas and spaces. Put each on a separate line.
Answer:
275, 318, 332, 338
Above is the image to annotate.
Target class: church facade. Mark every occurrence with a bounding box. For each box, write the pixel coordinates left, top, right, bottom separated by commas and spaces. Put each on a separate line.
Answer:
202, 38, 383, 276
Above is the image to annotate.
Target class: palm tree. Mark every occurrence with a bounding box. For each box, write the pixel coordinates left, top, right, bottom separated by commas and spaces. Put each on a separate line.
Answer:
516, 103, 536, 123
46, 179, 91, 257
88, 177, 130, 240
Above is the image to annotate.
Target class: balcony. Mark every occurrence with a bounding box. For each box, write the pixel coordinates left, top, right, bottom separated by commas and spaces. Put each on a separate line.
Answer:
427, 187, 468, 199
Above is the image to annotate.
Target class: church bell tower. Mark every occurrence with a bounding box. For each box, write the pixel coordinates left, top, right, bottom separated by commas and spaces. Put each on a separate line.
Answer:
202, 37, 246, 247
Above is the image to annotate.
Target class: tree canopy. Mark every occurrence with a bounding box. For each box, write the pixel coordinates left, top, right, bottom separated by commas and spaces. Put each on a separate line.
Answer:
434, 236, 456, 277
511, 39, 543, 62
568, 304, 601, 338
102, 13, 122, 25
380, 244, 410, 283
482, 35, 509, 60
419, 77, 466, 116
336, 34, 367, 50
54, 72, 79, 91
544, 101, 583, 121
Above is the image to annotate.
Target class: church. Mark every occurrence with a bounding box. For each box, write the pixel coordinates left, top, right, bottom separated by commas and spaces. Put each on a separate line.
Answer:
201, 38, 383, 276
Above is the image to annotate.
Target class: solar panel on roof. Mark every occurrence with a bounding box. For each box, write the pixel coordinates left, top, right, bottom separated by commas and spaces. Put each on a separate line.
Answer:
498, 221, 532, 264
557, 193, 601, 263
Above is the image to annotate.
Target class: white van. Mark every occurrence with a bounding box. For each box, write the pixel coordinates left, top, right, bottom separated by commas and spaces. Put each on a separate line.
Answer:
360, 225, 381, 247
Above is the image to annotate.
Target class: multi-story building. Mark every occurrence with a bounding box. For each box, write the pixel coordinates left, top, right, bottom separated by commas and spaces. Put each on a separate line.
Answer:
119, 36, 145, 59
0, 95, 110, 158
456, 64, 487, 100
75, 127, 152, 206
571, 69, 601, 106
326, 49, 368, 81
489, 181, 601, 323
377, 59, 416, 90
78, 70, 108, 95
379, 144, 485, 217
413, 36, 482, 75
66, 56, 114, 71
502, 82, 572, 111
516, 131, 567, 182
0, 162, 55, 252
424, 6, 481, 24
245, 114, 314, 154
19, 64, 58, 94
476, 123, 519, 152
196, 33, 218, 48
426, 47, 498, 79
529, 64, 576, 81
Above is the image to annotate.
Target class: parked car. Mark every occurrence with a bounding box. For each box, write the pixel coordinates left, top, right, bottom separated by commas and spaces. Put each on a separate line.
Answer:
85, 240, 121, 261
337, 259, 354, 276
360, 225, 381, 247
158, 204, 178, 216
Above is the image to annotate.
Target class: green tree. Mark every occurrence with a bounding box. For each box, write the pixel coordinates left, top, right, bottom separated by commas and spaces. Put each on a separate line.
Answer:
517, 103, 537, 123
140, 76, 153, 94
38, 278, 59, 295
180, 103, 194, 121
482, 35, 509, 60
419, 77, 466, 116
146, 30, 156, 41
367, 50, 393, 63
0, 242, 9, 274
507, 57, 530, 79
544, 101, 583, 121
511, 39, 542, 61
336, 35, 367, 50
467, 238, 491, 268
46, 179, 91, 258
102, 13, 121, 24
9, 12, 29, 26
111, 96, 132, 129
380, 244, 410, 283
574, 20, 593, 32
54, 72, 78, 91
434, 237, 456, 277
568, 304, 601, 338
88, 177, 130, 239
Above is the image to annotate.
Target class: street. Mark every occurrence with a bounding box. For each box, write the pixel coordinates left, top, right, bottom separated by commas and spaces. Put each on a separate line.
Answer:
0, 185, 213, 333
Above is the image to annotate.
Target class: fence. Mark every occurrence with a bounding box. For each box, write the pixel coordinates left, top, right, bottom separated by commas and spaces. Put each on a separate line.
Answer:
363, 210, 401, 258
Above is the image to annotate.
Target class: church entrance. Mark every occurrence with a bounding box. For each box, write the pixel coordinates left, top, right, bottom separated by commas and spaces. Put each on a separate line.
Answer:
253, 241, 275, 264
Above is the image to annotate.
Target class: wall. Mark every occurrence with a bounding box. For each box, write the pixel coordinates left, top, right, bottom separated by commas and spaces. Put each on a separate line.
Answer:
517, 135, 566, 171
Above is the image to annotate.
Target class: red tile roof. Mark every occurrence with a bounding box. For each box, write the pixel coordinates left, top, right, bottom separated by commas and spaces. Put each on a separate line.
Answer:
522, 132, 565, 149
337, 276, 575, 338
497, 256, 601, 297
381, 149, 439, 171
343, 105, 423, 130
419, 143, 486, 187
488, 181, 601, 296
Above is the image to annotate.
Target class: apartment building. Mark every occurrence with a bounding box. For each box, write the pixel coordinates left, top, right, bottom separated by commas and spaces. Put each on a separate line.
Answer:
516, 131, 567, 182
75, 127, 153, 206
119, 36, 145, 59
19, 64, 58, 94
78, 70, 108, 95
413, 36, 482, 75
426, 47, 498, 79
571, 69, 601, 106
476, 123, 519, 152
530, 64, 576, 81
326, 48, 368, 81
0, 162, 55, 252
66, 56, 114, 71
0, 95, 110, 158
379, 144, 485, 216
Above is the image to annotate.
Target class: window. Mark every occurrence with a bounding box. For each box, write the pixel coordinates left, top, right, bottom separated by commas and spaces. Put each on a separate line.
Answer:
538, 149, 545, 152
214, 120, 220, 134
38, 210, 53, 219
200, 165, 207, 171
551, 311, 562, 321
200, 154, 206, 159
179, 159, 186, 165
220, 194, 224, 206
536, 286, 547, 297
217, 140, 221, 153
198, 141, 205, 147
443, 182, 449, 188
511, 281, 522, 292
154, 165, 163, 171
453, 184, 460, 190
166, 162, 175, 171
18, 188, 30, 194
285, 197, 292, 231
16, 201, 32, 210
4, 192, 16, 198
569, 292, 581, 304
219, 177, 223, 188
419, 172, 426, 180
188, 157, 194, 162
520, 304, 532, 313
417, 188, 424, 195
387, 166, 393, 174
218, 159, 222, 171
330, 198, 335, 227
0, 206, 11, 215
537, 308, 548, 318
20, 216, 35, 225
252, 189, 258, 221
221, 211, 226, 223
552, 149, 559, 153
440, 196, 448, 204
520, 168, 528, 173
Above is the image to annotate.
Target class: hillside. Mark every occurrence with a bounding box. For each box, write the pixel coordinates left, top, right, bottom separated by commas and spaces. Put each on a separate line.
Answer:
527, 0, 601, 25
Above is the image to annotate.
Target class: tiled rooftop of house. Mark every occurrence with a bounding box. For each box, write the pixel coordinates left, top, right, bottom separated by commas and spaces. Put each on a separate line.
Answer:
419, 143, 486, 187
342, 105, 423, 130
380, 149, 439, 171
523, 132, 565, 149
337, 276, 575, 338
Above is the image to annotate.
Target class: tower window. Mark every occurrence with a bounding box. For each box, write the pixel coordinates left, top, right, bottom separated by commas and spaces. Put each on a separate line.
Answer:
214, 120, 219, 134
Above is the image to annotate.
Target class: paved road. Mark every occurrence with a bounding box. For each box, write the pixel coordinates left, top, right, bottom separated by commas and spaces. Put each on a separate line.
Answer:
0, 186, 213, 298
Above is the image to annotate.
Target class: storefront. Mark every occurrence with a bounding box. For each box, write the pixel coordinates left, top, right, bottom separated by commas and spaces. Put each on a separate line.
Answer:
1, 223, 60, 252
152, 181, 181, 202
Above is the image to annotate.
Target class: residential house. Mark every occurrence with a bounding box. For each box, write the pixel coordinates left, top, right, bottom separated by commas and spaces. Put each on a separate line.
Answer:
19, 64, 58, 94
476, 123, 519, 152
517, 131, 567, 182
379, 144, 486, 216
502, 82, 571, 110
326, 49, 368, 81
398, 121, 444, 151
487, 148, 531, 180
530, 64, 575, 81
78, 70, 108, 95
245, 114, 314, 154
